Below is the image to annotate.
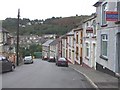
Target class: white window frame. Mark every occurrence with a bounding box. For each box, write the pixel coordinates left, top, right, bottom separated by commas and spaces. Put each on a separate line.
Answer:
101, 2, 108, 25
101, 34, 108, 58
92, 20, 97, 36
86, 43, 89, 58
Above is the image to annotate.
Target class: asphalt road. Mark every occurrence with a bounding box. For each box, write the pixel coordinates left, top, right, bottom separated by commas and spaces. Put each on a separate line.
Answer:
2, 59, 94, 88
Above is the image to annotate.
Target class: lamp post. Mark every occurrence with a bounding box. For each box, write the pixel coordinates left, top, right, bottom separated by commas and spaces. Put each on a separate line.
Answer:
16, 9, 20, 66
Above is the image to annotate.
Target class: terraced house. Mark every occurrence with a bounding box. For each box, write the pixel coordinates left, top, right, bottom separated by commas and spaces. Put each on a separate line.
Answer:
94, 0, 120, 76
73, 27, 83, 65
0, 28, 9, 56
66, 30, 74, 64
82, 14, 97, 69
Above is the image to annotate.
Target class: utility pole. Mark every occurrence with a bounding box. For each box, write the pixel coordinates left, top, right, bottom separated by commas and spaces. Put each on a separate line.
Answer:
16, 9, 20, 66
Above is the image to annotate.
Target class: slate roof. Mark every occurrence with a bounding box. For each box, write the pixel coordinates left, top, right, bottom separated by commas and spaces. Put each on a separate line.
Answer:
66, 30, 74, 36
49, 38, 60, 46
0, 28, 9, 33
42, 39, 54, 47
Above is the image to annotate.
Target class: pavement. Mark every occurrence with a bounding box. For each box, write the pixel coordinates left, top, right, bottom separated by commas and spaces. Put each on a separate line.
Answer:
69, 63, 118, 89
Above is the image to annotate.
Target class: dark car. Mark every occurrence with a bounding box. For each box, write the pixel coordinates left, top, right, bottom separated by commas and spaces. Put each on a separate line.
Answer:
56, 57, 68, 67
0, 56, 15, 73
48, 56, 55, 62
42, 56, 48, 60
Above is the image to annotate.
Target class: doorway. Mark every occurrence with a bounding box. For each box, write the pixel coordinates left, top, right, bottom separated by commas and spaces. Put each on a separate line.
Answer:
117, 33, 120, 73
92, 43, 96, 69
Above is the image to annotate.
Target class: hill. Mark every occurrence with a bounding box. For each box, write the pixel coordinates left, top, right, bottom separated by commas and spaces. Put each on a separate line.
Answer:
2, 15, 90, 35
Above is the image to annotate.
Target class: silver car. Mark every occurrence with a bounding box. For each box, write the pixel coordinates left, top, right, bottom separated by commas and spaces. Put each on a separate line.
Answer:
24, 56, 33, 64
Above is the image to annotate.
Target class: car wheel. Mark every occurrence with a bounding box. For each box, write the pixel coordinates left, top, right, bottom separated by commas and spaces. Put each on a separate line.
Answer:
66, 64, 68, 67
11, 65, 15, 71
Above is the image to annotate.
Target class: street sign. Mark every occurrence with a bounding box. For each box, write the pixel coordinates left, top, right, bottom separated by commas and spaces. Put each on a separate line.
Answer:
106, 11, 118, 21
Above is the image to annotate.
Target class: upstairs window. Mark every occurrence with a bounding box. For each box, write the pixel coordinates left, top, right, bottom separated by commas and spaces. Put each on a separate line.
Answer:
117, 1, 120, 21
92, 20, 97, 35
101, 2, 108, 25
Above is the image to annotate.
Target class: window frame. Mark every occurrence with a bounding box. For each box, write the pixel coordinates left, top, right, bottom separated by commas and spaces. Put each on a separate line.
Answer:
101, 34, 108, 59
101, 2, 108, 26
86, 43, 89, 58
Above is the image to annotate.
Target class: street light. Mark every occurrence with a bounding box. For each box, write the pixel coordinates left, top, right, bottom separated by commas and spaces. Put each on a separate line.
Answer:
16, 9, 20, 66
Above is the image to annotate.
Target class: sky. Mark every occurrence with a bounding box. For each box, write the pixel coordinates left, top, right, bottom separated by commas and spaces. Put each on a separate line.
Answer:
0, 0, 97, 20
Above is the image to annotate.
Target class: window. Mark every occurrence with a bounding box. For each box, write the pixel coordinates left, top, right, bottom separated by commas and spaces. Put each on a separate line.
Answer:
86, 22, 89, 27
92, 20, 96, 35
80, 32, 83, 44
76, 47, 79, 60
117, 1, 120, 21
101, 34, 108, 58
76, 32, 78, 44
102, 2, 107, 25
69, 49, 71, 59
86, 43, 89, 57
69, 37, 71, 47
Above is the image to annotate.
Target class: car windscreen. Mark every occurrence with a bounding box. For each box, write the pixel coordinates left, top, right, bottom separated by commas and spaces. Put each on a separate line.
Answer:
58, 58, 66, 61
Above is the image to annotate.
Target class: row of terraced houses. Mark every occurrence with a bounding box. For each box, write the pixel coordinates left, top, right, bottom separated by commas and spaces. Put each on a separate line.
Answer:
42, 0, 120, 76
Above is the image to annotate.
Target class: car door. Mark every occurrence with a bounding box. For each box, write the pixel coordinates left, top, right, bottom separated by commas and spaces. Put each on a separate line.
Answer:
0, 60, 2, 73
2, 59, 11, 71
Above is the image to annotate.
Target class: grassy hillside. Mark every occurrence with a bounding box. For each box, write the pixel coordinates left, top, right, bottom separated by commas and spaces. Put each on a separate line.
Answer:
2, 15, 90, 35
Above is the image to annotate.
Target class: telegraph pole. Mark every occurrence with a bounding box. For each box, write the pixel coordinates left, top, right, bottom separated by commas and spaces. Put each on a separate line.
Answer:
16, 9, 20, 66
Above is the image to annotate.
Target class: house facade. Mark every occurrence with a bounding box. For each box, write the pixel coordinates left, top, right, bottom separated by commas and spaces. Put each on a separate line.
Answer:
61, 35, 67, 59
0, 28, 9, 56
94, 0, 120, 75
74, 27, 83, 65
66, 30, 75, 64
49, 39, 59, 60
82, 15, 97, 69
42, 40, 54, 59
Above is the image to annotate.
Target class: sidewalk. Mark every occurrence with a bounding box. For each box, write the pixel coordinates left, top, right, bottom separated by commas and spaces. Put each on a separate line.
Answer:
69, 63, 118, 89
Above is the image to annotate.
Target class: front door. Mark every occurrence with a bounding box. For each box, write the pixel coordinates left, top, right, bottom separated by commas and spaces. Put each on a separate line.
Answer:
118, 33, 120, 73
92, 44, 96, 69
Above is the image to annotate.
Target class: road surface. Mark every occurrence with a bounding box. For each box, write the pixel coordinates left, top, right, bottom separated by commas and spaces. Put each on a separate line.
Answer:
2, 59, 94, 88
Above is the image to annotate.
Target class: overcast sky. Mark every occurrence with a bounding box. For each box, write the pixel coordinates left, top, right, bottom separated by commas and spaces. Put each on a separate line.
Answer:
0, 0, 97, 20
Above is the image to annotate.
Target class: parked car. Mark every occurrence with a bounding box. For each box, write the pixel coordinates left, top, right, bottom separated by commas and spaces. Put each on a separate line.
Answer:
56, 57, 68, 67
0, 55, 15, 73
24, 56, 33, 64
42, 56, 48, 60
48, 56, 55, 62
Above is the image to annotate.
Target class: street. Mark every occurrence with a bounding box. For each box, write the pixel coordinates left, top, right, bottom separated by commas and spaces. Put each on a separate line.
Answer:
2, 59, 94, 88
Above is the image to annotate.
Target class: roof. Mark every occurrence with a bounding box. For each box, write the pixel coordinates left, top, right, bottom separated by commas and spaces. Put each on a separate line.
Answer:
66, 30, 74, 36
0, 28, 9, 33
49, 38, 60, 46
42, 39, 54, 46
39, 37, 48, 44
93, 1, 103, 7
61, 34, 67, 39
83, 14, 97, 23
73, 27, 83, 32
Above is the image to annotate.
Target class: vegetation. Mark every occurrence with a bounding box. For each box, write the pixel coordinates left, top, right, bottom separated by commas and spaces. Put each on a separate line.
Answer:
19, 44, 42, 57
2, 15, 90, 35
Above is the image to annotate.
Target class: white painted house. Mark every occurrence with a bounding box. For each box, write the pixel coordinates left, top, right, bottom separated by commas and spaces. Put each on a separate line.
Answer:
0, 28, 9, 55
94, 0, 120, 76
61, 35, 67, 59
82, 14, 97, 69
66, 30, 75, 64
49, 39, 59, 60
42, 40, 54, 59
